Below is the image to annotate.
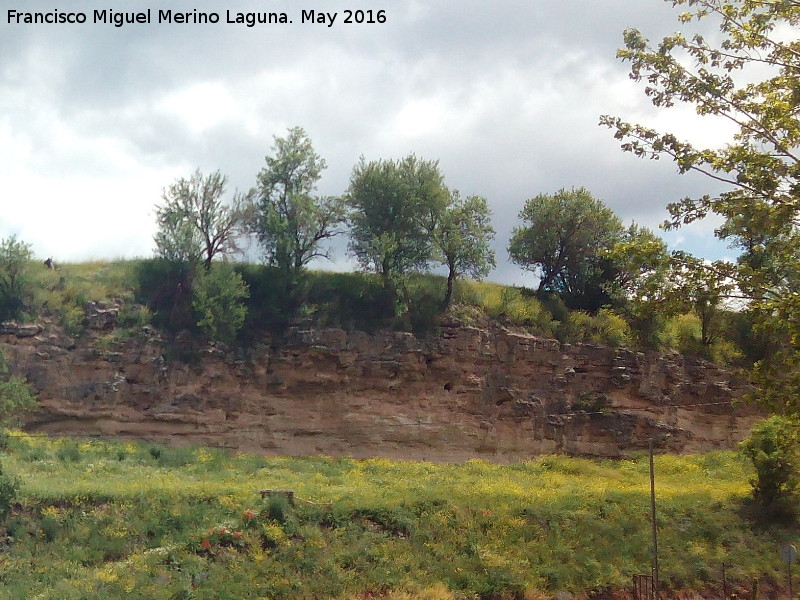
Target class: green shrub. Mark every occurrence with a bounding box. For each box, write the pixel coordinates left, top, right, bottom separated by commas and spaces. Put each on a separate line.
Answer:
56, 440, 82, 463
134, 258, 195, 332
237, 264, 296, 335
707, 338, 742, 367
0, 236, 34, 321
572, 392, 611, 414
627, 311, 668, 350
264, 494, 293, 525
594, 308, 634, 348
192, 262, 249, 344
59, 304, 86, 337
465, 282, 555, 335
557, 309, 634, 348
0, 351, 39, 429
151, 446, 196, 468
739, 416, 800, 520
664, 313, 703, 353
537, 290, 570, 323
41, 514, 60, 542
0, 462, 18, 521
663, 313, 743, 365
118, 303, 151, 329
407, 289, 443, 336
304, 271, 395, 331
557, 310, 594, 343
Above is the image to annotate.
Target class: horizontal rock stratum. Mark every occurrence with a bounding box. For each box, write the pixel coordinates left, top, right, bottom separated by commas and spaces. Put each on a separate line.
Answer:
3, 316, 761, 462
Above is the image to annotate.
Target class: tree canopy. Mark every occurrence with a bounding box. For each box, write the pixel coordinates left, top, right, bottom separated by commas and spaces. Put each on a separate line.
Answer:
154, 169, 249, 270
346, 155, 449, 305
434, 191, 496, 307
254, 127, 345, 291
601, 0, 800, 409
604, 224, 674, 346
508, 187, 623, 310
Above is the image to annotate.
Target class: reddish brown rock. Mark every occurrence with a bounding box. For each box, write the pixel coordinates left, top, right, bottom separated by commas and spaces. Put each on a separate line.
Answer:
4, 318, 761, 462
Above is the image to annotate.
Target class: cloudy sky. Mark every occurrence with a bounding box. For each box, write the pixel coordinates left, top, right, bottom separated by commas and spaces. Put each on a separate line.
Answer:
1, 0, 737, 285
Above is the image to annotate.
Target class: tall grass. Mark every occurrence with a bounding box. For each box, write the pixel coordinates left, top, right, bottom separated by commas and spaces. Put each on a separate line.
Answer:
0, 433, 794, 599
29, 260, 145, 335
455, 281, 556, 336
22, 260, 751, 361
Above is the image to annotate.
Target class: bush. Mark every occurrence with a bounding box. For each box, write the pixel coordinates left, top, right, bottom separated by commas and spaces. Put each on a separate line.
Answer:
594, 309, 634, 348
663, 313, 743, 365
739, 416, 800, 520
193, 262, 249, 344
134, 259, 195, 332
118, 303, 151, 329
465, 282, 555, 336
299, 271, 396, 332
264, 494, 293, 525
557, 310, 594, 343
626, 311, 668, 350
558, 309, 634, 348
663, 313, 703, 354
0, 462, 19, 521
56, 440, 82, 463
572, 392, 611, 414
237, 264, 296, 335
0, 350, 39, 429
0, 236, 33, 321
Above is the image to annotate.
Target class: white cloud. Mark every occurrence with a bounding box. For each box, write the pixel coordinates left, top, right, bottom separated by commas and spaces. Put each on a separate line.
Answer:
0, 0, 742, 277
155, 82, 240, 135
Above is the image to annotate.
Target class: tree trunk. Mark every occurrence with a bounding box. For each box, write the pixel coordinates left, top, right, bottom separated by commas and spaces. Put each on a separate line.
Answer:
443, 266, 456, 308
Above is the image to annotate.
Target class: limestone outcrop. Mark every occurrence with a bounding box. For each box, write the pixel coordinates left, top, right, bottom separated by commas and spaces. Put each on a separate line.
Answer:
1, 315, 761, 462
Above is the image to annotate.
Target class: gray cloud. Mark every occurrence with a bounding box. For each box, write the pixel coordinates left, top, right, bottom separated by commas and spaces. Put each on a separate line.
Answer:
1, 0, 731, 278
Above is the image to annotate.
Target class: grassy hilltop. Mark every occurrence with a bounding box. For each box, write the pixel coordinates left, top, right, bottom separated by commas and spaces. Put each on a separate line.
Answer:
21, 259, 754, 365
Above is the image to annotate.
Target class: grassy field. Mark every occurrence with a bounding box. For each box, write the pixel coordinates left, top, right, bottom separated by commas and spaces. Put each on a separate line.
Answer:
0, 432, 793, 599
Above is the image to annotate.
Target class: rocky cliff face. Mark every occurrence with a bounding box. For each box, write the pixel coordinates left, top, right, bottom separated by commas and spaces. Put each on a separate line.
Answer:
2, 314, 761, 462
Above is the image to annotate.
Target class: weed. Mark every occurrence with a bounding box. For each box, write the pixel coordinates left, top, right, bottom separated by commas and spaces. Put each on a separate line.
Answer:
56, 440, 82, 462
0, 433, 786, 600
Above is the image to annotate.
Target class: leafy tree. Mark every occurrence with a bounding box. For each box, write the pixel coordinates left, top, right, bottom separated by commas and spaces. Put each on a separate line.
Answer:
192, 262, 250, 344
346, 155, 449, 311
609, 227, 736, 351
672, 252, 735, 348
740, 416, 800, 519
254, 127, 345, 296
607, 224, 671, 302
0, 235, 33, 321
605, 224, 674, 347
601, 0, 800, 406
0, 350, 38, 429
508, 187, 624, 310
154, 169, 250, 270
153, 214, 202, 266
434, 191, 496, 307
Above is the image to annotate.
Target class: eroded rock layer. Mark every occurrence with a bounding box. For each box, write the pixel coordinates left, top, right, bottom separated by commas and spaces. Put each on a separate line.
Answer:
2, 317, 760, 462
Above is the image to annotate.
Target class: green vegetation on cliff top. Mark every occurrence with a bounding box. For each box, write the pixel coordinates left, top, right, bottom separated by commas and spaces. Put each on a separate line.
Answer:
21, 258, 756, 367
